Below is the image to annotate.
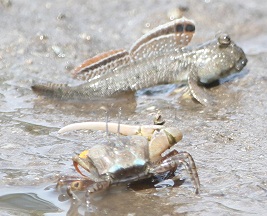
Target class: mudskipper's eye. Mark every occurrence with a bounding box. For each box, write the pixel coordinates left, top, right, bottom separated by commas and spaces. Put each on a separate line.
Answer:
175, 23, 195, 33
185, 24, 195, 32
218, 33, 231, 45
175, 24, 184, 32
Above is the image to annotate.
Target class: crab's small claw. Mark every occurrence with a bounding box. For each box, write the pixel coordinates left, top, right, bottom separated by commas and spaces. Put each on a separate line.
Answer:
72, 152, 102, 182
73, 150, 89, 177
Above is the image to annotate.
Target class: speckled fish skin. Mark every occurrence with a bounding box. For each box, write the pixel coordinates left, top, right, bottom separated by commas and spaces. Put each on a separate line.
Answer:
32, 35, 247, 100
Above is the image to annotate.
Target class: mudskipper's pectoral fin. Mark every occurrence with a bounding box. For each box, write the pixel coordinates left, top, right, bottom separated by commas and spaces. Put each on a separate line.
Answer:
187, 69, 215, 106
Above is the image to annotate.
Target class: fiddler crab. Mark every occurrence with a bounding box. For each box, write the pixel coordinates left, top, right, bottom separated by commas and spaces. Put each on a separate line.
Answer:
56, 120, 200, 198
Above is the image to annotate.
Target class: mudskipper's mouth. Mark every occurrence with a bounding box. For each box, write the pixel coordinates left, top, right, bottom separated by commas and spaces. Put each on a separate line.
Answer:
235, 57, 248, 71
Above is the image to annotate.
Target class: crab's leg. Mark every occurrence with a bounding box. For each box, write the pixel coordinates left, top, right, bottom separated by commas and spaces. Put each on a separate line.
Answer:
58, 122, 164, 138
85, 181, 111, 195
151, 150, 200, 194
57, 176, 95, 191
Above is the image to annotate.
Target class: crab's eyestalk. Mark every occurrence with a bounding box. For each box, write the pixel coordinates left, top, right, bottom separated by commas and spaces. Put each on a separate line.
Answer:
149, 127, 183, 163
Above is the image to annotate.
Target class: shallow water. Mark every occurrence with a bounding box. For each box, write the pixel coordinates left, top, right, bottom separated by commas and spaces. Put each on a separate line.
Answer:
0, 0, 267, 215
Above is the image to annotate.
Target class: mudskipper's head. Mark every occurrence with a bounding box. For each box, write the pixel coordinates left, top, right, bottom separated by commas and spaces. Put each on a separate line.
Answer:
196, 33, 247, 84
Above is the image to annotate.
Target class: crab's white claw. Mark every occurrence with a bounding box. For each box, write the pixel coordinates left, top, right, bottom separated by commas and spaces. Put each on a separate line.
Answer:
139, 125, 165, 139
58, 122, 140, 135
58, 122, 164, 137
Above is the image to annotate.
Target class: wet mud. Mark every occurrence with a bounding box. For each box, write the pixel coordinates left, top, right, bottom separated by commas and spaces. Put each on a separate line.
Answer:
0, 0, 267, 215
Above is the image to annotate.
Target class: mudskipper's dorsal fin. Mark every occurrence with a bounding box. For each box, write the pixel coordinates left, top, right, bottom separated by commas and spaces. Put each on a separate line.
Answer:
72, 18, 195, 81
72, 49, 131, 81
129, 17, 195, 60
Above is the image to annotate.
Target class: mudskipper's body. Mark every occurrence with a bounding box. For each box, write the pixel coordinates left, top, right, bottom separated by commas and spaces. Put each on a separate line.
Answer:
32, 17, 247, 105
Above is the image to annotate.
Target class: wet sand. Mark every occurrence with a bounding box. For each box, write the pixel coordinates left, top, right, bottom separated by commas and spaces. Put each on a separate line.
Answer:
0, 0, 266, 215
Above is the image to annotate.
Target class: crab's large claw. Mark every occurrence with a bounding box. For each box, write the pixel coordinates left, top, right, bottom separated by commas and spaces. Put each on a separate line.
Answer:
149, 127, 183, 163
58, 122, 164, 139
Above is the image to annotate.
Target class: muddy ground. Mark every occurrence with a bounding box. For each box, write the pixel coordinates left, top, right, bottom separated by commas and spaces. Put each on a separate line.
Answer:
0, 0, 266, 215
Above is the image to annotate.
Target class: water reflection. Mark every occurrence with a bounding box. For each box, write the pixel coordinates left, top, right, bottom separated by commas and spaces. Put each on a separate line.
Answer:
33, 93, 137, 117
55, 177, 186, 216
0, 190, 61, 215
0, 176, 189, 215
